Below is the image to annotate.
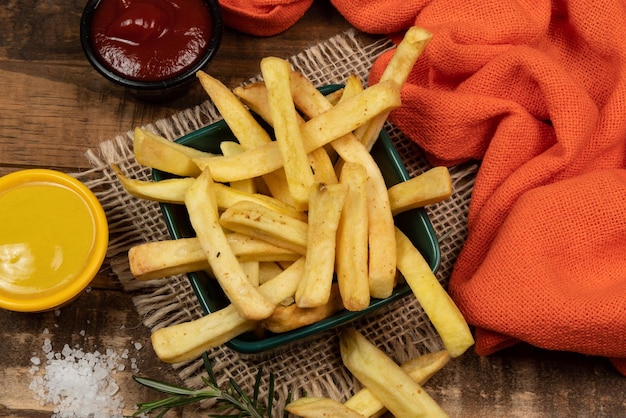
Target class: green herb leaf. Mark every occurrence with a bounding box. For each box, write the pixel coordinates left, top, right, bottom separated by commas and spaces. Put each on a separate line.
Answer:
133, 352, 281, 417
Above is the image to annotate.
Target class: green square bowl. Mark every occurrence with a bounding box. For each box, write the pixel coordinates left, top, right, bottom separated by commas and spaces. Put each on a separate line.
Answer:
153, 84, 440, 353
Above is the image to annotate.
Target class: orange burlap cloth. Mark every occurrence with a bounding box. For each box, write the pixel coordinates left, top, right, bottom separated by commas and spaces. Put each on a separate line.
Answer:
218, 0, 313, 36
329, 0, 626, 374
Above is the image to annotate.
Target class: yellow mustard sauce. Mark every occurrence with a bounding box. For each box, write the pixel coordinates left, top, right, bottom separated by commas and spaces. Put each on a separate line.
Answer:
0, 182, 96, 297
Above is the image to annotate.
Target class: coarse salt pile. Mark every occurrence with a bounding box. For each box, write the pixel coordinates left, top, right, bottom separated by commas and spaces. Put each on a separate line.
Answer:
28, 332, 141, 418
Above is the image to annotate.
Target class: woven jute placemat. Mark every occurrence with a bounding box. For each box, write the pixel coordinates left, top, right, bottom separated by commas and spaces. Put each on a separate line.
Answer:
77, 29, 477, 412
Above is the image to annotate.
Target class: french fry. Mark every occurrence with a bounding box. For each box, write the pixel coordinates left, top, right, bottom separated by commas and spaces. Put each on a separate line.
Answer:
192, 142, 280, 182
192, 80, 401, 183
336, 162, 370, 311
111, 163, 194, 204
233, 82, 272, 122
132, 127, 214, 177
112, 164, 307, 225
395, 227, 474, 357
185, 169, 274, 321
112, 164, 306, 222
129, 238, 206, 281
295, 182, 348, 308
196, 71, 273, 148
285, 397, 366, 418
220, 141, 260, 285
258, 262, 285, 285
215, 183, 307, 222
324, 87, 345, 105
354, 26, 433, 151
153, 304, 256, 364
196, 72, 300, 208
219, 200, 309, 255
340, 328, 449, 418
344, 350, 451, 418
151, 258, 305, 363
261, 57, 314, 210
128, 234, 300, 281
263, 284, 344, 333
234, 80, 337, 185
213, 82, 293, 206
388, 166, 453, 215
290, 74, 397, 299
220, 141, 257, 201
338, 141, 397, 299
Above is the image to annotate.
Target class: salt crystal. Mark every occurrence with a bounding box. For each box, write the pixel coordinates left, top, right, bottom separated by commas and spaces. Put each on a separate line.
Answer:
79, 330, 85, 337
42, 339, 52, 353
134, 342, 143, 351
29, 337, 139, 418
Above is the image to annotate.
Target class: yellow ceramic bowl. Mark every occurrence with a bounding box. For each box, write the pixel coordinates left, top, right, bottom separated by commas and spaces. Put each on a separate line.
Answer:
0, 169, 108, 312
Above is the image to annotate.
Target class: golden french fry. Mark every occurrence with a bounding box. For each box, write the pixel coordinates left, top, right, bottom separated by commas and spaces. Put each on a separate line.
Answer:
290, 74, 397, 299
395, 227, 474, 357
220, 141, 260, 285
132, 127, 214, 177
128, 234, 300, 281
388, 166, 453, 215
111, 163, 194, 204
197, 71, 273, 148
151, 258, 305, 363
336, 162, 370, 311
263, 284, 344, 333
239, 260, 260, 287
337, 139, 397, 299
192, 80, 401, 183
129, 238, 207, 281
295, 182, 348, 308
354, 26, 433, 151
220, 140, 244, 156
324, 87, 345, 105
111, 165, 306, 222
285, 397, 366, 418
340, 328, 449, 418
220, 200, 308, 255
233, 82, 272, 121
216, 182, 306, 222
344, 350, 451, 418
192, 142, 279, 182
220, 141, 257, 199
153, 304, 256, 364
198, 72, 302, 207
261, 57, 314, 210
342, 74, 364, 95
308, 146, 338, 185
258, 262, 285, 285
234, 80, 337, 186
224, 233, 300, 262
185, 169, 274, 321
224, 82, 300, 207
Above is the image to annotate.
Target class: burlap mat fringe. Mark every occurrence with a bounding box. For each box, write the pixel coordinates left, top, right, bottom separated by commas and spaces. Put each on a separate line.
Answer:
78, 29, 477, 413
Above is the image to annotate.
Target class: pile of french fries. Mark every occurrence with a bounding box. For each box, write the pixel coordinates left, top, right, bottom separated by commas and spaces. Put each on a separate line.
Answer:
113, 26, 475, 416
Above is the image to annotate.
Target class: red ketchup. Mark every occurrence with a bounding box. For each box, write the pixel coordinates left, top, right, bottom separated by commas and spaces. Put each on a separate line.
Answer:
91, 0, 213, 82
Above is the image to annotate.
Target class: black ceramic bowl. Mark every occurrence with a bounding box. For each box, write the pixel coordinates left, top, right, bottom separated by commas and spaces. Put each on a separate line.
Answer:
80, 0, 223, 100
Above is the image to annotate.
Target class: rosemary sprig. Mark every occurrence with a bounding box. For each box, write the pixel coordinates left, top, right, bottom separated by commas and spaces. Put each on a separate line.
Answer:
133, 352, 286, 417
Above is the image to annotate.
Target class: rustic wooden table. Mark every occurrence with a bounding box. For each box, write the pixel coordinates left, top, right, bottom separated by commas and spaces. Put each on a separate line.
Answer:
1, 1, 624, 417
